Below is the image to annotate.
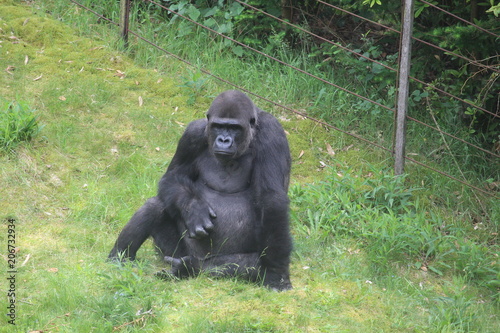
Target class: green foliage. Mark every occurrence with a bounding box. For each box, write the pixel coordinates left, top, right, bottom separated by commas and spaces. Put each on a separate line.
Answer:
162, 0, 244, 40
362, 0, 382, 7
486, 1, 500, 16
0, 99, 43, 152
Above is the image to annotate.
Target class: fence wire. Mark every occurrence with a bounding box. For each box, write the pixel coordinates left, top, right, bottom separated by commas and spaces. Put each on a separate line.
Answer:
68, 0, 498, 198
145, 0, 499, 160
317, 0, 500, 118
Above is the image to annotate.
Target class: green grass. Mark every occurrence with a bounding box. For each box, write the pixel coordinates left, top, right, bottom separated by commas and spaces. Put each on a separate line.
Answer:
0, 1, 498, 332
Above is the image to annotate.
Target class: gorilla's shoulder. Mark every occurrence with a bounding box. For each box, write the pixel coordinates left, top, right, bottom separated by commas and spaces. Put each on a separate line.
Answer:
185, 118, 208, 135
255, 109, 286, 138
175, 119, 208, 154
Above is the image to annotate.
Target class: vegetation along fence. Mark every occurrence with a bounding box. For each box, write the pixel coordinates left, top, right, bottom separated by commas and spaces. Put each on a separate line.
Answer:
69, 0, 499, 199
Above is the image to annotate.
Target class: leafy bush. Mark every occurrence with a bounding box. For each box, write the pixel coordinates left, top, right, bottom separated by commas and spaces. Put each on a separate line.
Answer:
0, 99, 43, 152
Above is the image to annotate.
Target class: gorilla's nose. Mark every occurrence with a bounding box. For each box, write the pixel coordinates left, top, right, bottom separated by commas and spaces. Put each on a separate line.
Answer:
216, 135, 233, 149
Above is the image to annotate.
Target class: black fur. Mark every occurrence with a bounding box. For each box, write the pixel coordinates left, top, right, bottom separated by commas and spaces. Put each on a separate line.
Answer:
109, 90, 292, 291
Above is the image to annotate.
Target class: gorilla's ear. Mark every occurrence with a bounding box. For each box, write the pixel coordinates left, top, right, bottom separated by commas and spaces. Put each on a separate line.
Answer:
250, 117, 256, 126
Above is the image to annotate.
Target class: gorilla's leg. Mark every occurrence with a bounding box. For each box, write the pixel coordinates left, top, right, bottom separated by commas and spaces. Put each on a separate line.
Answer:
109, 197, 166, 260
151, 218, 187, 258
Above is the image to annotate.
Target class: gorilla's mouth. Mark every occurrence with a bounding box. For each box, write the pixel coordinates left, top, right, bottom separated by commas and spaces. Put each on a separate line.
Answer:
214, 150, 233, 156
214, 151, 236, 162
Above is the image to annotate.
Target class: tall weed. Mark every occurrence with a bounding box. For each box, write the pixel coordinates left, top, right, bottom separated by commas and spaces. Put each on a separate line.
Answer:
0, 99, 43, 152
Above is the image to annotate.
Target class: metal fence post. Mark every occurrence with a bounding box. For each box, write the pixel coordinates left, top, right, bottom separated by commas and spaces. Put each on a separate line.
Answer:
120, 0, 131, 48
394, 0, 415, 175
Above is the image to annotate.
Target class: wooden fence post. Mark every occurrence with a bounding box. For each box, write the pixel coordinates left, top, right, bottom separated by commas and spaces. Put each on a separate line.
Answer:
394, 0, 415, 175
120, 0, 131, 48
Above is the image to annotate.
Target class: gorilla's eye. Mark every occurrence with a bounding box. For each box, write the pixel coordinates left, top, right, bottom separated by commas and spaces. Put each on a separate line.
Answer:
250, 118, 256, 126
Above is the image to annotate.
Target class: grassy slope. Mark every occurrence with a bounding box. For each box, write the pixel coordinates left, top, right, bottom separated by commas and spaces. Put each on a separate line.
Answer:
0, 2, 497, 332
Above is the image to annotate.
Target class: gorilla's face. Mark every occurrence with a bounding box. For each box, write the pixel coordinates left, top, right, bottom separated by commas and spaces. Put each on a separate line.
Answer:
206, 90, 257, 161
208, 118, 246, 159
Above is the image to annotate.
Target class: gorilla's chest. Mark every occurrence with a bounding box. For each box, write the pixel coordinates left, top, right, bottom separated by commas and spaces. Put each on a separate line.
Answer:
197, 152, 254, 193
187, 153, 258, 255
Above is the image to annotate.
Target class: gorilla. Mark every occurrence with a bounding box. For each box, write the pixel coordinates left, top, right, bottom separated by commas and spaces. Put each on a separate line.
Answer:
109, 90, 292, 291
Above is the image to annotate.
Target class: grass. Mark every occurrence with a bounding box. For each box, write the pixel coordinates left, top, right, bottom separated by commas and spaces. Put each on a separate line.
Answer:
0, 1, 498, 332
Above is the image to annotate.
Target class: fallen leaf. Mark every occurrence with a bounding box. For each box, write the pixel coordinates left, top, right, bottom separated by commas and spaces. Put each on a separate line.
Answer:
342, 144, 354, 151
138, 96, 143, 106
326, 143, 335, 156
21, 254, 31, 267
24, 55, 29, 65
175, 121, 185, 126
156, 78, 163, 84
33, 74, 43, 81
5, 65, 15, 74
47, 267, 58, 273
115, 70, 125, 79
59, 96, 66, 101
135, 80, 139, 85
23, 18, 30, 26
155, 147, 160, 152
298, 150, 304, 159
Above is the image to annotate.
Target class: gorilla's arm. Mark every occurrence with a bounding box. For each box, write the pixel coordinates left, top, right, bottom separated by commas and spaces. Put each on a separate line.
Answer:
252, 110, 293, 290
157, 119, 216, 239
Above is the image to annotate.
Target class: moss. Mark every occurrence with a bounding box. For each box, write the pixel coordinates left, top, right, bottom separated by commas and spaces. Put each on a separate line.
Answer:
9, 16, 74, 47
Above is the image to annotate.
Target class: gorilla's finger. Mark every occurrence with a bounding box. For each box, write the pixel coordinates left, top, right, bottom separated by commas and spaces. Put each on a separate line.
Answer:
203, 219, 214, 231
194, 225, 209, 238
209, 206, 217, 219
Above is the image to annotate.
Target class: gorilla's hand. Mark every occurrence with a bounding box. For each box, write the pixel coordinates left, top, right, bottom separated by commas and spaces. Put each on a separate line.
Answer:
183, 200, 216, 239
164, 255, 201, 278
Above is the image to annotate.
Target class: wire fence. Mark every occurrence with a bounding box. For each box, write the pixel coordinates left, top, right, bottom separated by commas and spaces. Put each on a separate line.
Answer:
68, 0, 498, 199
